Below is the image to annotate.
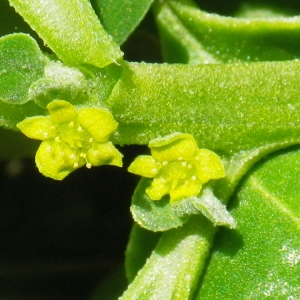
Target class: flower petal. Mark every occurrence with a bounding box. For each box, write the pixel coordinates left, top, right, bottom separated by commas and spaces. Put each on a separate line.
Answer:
169, 178, 202, 203
146, 176, 171, 200
47, 100, 77, 123
36, 140, 84, 180
87, 142, 123, 167
195, 149, 225, 183
17, 116, 56, 140
150, 133, 198, 162
128, 155, 161, 178
77, 107, 118, 143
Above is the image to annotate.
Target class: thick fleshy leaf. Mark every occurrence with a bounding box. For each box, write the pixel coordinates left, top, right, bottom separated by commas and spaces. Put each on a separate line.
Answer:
9, 0, 123, 68
153, 0, 300, 63
0, 33, 46, 104
130, 178, 188, 232
196, 148, 300, 299
120, 216, 215, 300
107, 61, 300, 155
91, 0, 154, 45
125, 224, 161, 283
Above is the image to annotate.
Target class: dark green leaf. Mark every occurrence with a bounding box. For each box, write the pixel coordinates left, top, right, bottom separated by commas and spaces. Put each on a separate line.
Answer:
0, 33, 46, 104
91, 0, 154, 45
0, 100, 44, 130
196, 148, 300, 299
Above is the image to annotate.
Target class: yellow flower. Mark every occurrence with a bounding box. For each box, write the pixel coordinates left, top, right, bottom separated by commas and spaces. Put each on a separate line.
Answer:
128, 133, 225, 203
17, 100, 122, 180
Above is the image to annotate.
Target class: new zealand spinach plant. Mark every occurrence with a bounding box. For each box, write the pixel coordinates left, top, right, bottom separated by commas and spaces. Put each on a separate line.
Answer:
1, 0, 300, 299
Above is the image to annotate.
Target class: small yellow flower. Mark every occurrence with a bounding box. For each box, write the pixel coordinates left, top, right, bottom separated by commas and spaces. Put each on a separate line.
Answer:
17, 100, 122, 180
128, 133, 225, 203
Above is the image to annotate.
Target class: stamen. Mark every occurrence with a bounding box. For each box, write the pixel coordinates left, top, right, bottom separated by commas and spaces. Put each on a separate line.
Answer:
86, 163, 92, 169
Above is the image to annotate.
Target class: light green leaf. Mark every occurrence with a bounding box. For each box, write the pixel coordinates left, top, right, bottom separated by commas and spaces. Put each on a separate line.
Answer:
29, 61, 122, 108
196, 148, 300, 299
130, 178, 188, 232
0, 33, 46, 104
107, 61, 300, 154
153, 0, 300, 63
9, 0, 123, 68
120, 216, 215, 300
175, 188, 236, 229
91, 0, 154, 45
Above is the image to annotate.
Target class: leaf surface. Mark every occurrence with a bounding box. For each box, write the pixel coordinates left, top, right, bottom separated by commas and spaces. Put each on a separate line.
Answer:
153, 0, 300, 63
9, 0, 123, 68
91, 0, 154, 45
0, 33, 46, 104
196, 148, 300, 299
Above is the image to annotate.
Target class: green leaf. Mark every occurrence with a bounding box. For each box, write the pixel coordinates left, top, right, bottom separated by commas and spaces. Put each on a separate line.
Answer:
91, 0, 154, 45
107, 61, 300, 154
0, 100, 43, 130
120, 216, 216, 300
29, 61, 122, 108
0, 33, 46, 104
153, 0, 300, 63
125, 224, 161, 282
175, 188, 236, 229
196, 148, 300, 299
9, 0, 123, 68
130, 178, 188, 232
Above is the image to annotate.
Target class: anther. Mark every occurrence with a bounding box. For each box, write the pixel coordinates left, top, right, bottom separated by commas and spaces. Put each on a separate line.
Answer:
80, 153, 86, 158
86, 163, 92, 169
68, 121, 74, 127
88, 138, 93, 143
77, 126, 83, 132
73, 162, 79, 168
192, 176, 197, 181
182, 161, 187, 167
162, 161, 168, 166
55, 136, 60, 142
